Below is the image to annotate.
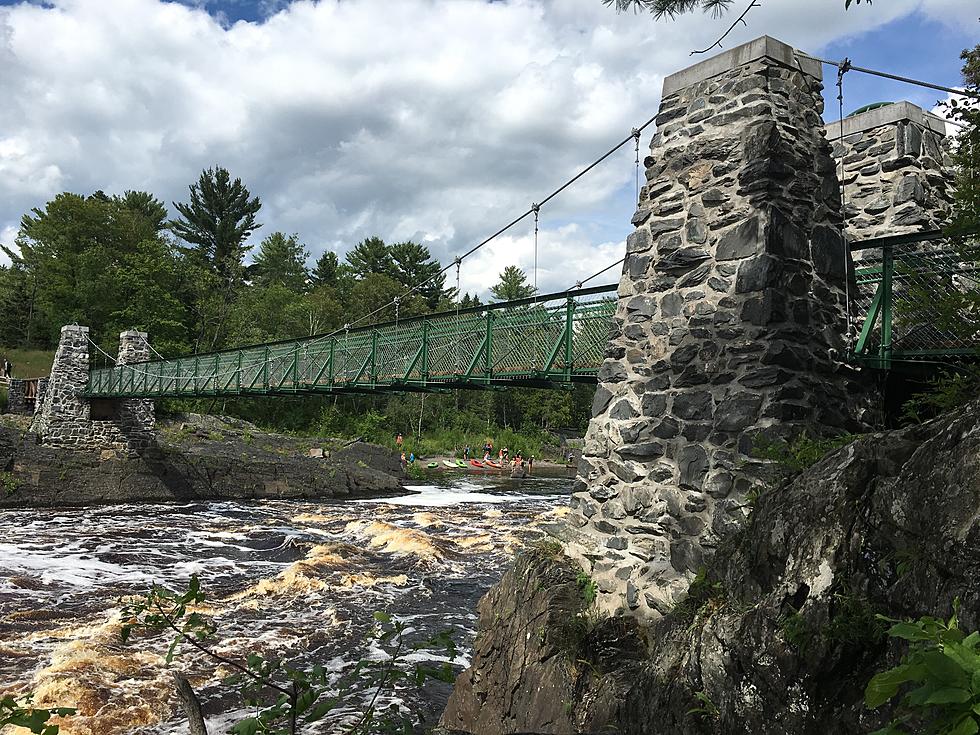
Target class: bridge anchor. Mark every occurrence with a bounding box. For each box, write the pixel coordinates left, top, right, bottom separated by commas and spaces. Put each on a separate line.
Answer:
31, 326, 155, 453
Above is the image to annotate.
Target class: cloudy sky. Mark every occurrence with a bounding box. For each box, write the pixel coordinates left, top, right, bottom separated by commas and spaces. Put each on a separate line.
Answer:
0, 0, 977, 298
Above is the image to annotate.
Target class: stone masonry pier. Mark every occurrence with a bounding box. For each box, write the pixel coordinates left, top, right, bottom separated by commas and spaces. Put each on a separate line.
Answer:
31, 326, 155, 452
563, 36, 878, 620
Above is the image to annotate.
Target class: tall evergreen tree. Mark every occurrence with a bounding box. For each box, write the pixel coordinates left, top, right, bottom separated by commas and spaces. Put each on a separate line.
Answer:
389, 240, 448, 308
170, 166, 262, 279
345, 236, 391, 279
249, 232, 309, 292
490, 265, 536, 302
310, 250, 339, 287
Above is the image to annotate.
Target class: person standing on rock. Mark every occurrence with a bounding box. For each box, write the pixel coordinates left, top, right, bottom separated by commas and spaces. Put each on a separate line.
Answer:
396, 432, 403, 449
2, 357, 11, 379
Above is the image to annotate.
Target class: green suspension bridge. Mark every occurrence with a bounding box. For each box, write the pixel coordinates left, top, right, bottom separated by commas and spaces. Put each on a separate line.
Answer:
83, 230, 978, 399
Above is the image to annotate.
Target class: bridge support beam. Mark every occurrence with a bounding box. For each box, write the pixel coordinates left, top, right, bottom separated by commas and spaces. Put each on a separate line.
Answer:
565, 36, 875, 620
32, 326, 155, 452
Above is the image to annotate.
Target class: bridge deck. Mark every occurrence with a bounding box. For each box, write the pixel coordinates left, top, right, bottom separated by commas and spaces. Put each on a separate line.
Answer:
84, 285, 619, 398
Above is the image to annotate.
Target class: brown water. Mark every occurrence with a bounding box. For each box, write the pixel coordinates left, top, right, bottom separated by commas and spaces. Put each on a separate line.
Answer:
0, 473, 572, 734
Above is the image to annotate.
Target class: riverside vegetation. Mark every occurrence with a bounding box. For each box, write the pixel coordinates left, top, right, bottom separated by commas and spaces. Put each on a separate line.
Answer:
0, 169, 594, 455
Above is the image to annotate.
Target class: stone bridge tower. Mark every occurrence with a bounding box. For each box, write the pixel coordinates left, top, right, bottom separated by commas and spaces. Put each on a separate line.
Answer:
564, 36, 874, 620
32, 326, 155, 452
825, 100, 953, 248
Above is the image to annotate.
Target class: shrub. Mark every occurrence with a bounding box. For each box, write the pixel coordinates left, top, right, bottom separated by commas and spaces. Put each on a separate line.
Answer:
865, 600, 980, 735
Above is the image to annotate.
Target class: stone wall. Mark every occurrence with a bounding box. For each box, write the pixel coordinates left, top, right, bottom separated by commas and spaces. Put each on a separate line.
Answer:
5, 378, 47, 415
31, 326, 155, 452
563, 36, 873, 621
825, 101, 953, 248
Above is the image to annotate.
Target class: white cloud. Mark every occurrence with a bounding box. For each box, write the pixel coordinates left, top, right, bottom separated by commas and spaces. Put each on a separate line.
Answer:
0, 0, 976, 292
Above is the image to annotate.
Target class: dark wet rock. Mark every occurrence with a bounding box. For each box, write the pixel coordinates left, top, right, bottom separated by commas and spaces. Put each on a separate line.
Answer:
442, 400, 980, 735
0, 414, 405, 507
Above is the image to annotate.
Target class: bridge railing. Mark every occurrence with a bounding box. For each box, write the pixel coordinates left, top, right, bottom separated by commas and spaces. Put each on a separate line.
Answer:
84, 284, 619, 398
850, 229, 980, 369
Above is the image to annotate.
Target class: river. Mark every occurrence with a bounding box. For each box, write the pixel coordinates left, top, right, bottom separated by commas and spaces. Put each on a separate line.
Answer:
0, 472, 572, 734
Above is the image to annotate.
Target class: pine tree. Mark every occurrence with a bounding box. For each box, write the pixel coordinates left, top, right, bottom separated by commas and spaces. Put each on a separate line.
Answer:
345, 236, 392, 279
170, 166, 262, 279
250, 232, 309, 292
389, 240, 448, 308
310, 250, 339, 287
490, 266, 536, 302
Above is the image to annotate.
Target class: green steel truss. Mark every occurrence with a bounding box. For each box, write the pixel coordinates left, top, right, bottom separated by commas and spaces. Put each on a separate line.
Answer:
850, 230, 980, 369
84, 285, 619, 398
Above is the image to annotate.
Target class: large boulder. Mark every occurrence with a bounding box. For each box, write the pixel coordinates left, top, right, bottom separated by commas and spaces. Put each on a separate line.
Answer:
441, 400, 980, 734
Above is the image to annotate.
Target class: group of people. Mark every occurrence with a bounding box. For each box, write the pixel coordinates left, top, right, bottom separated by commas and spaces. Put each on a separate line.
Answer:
463, 440, 533, 471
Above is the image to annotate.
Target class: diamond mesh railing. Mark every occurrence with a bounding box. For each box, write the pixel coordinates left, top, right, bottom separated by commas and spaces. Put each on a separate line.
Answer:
84, 285, 619, 398
850, 229, 980, 368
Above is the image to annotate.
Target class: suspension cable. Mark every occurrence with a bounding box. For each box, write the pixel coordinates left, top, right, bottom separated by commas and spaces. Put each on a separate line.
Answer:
531, 202, 540, 298
799, 53, 980, 101
837, 58, 854, 349
568, 256, 626, 291
89, 117, 661, 383
632, 127, 641, 205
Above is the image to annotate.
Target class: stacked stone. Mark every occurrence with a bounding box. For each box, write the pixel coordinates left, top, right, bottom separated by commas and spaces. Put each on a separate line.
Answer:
564, 36, 872, 621
5, 378, 46, 415
112, 330, 155, 450
6, 380, 29, 414
31, 325, 93, 445
31, 326, 155, 452
825, 101, 952, 249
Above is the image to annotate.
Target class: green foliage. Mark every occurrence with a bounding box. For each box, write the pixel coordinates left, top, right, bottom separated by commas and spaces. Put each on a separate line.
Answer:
531, 538, 565, 560
903, 368, 980, 424
249, 232, 309, 292
388, 240, 449, 309
1, 177, 594, 441
753, 432, 856, 475
687, 690, 720, 721
0, 693, 75, 734
345, 236, 391, 279
673, 566, 726, 625
781, 611, 813, 652
169, 166, 262, 279
576, 571, 598, 606
0, 471, 23, 497
945, 45, 980, 236
12, 191, 190, 347
310, 250, 339, 288
120, 576, 457, 735
865, 600, 980, 735
490, 265, 536, 302
603, 0, 867, 18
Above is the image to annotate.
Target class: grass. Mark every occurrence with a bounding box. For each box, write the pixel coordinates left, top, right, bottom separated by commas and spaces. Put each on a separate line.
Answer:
0, 348, 55, 379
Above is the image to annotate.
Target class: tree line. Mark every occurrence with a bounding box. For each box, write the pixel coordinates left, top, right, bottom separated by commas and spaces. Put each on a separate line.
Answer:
0, 166, 591, 444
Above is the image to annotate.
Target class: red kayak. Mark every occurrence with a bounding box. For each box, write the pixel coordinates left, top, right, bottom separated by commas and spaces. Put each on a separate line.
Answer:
485, 460, 502, 468
469, 460, 485, 468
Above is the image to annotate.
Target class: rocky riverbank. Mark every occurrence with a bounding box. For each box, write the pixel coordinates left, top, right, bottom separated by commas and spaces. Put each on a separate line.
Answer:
440, 400, 980, 734
0, 413, 404, 507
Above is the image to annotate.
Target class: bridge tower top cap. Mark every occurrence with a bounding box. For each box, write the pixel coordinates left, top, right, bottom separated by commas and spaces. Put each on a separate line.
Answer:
824, 100, 948, 138
119, 329, 148, 338
662, 35, 821, 97
61, 324, 89, 334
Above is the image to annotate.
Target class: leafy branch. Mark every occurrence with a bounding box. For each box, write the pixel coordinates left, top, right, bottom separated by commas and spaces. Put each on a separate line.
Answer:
0, 694, 75, 734
119, 575, 458, 735
865, 600, 980, 735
